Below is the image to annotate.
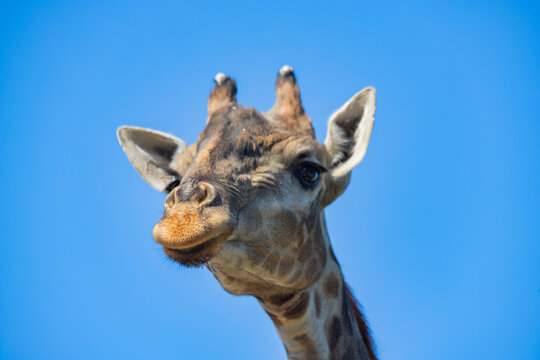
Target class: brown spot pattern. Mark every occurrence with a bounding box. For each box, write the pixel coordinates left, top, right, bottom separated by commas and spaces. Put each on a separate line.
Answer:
283, 291, 310, 320
297, 237, 312, 262
261, 255, 278, 274
265, 310, 283, 327
245, 246, 264, 266
293, 333, 316, 353
268, 292, 295, 306
326, 315, 342, 351
277, 256, 294, 277
323, 274, 340, 298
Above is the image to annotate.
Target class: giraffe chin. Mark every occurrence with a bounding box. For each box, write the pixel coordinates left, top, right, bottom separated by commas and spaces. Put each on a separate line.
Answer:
162, 237, 226, 267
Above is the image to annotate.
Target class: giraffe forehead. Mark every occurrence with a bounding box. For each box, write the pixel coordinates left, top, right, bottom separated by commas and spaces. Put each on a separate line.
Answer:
202, 106, 275, 141
193, 105, 324, 171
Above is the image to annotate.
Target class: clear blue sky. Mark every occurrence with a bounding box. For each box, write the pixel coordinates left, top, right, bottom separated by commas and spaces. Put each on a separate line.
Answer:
1, 1, 539, 359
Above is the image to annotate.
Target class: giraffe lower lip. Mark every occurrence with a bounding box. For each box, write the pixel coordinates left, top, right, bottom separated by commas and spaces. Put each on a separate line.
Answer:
162, 237, 221, 267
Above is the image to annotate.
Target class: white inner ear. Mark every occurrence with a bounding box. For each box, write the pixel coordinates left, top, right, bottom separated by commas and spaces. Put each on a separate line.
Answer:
324, 87, 376, 178
117, 126, 187, 192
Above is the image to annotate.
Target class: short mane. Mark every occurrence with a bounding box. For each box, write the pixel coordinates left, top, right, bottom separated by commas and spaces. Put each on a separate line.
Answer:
345, 284, 378, 360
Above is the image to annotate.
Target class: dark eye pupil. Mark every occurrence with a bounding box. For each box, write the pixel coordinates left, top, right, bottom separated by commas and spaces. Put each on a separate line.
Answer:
300, 165, 319, 184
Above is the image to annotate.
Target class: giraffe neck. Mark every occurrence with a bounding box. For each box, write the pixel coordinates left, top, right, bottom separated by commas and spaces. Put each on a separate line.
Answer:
257, 217, 376, 360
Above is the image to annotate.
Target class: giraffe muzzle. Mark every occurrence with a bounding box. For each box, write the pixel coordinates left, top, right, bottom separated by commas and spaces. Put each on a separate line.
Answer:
152, 181, 237, 253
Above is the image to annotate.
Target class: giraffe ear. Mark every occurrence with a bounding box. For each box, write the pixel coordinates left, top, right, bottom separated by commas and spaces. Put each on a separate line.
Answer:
322, 87, 376, 206
117, 126, 189, 193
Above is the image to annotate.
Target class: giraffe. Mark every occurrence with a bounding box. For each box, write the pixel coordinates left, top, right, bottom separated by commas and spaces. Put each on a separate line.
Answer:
117, 65, 377, 360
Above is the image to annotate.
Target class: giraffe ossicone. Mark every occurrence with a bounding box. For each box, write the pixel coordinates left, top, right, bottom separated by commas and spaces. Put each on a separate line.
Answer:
214, 72, 227, 85
279, 64, 294, 76
118, 66, 378, 360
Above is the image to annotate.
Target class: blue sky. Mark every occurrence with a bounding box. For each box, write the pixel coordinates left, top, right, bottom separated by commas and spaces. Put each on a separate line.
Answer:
1, 1, 539, 359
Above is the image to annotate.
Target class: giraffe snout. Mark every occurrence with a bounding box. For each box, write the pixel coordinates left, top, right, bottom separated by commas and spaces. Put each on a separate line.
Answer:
154, 180, 236, 255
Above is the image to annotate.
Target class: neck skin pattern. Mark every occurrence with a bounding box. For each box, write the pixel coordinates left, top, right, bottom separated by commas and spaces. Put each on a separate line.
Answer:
257, 216, 376, 360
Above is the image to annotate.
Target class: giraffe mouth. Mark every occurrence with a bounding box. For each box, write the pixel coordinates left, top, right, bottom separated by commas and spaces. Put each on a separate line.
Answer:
162, 236, 225, 267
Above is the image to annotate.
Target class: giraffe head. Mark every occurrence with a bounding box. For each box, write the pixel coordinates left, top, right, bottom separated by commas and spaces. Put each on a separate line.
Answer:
118, 66, 375, 297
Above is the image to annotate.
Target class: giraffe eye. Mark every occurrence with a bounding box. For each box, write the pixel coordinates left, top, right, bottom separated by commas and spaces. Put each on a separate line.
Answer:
297, 162, 323, 188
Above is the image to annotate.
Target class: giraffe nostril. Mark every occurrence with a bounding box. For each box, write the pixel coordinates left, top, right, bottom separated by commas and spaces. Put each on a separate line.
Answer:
192, 182, 217, 207
190, 183, 207, 204
164, 187, 178, 210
